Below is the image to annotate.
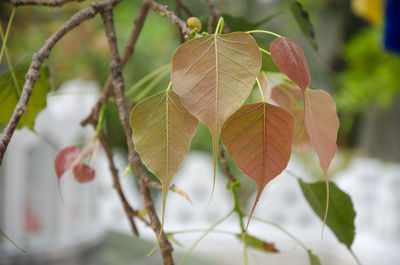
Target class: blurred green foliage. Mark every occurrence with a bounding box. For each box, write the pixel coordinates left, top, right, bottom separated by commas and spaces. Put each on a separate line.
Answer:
335, 28, 400, 138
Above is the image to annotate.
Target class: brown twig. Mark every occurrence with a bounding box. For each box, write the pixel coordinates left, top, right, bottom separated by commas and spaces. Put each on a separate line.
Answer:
146, 0, 194, 36
100, 6, 174, 265
97, 132, 139, 236
0, 2, 110, 166
2, 0, 84, 7
81, 0, 150, 127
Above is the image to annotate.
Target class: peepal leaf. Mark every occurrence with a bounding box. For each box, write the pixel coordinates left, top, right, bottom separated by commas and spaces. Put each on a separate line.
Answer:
289, 0, 318, 49
54, 146, 80, 179
304, 89, 339, 178
172, 32, 262, 194
299, 179, 355, 249
130, 90, 198, 233
0, 65, 51, 130
73, 163, 95, 183
271, 84, 308, 152
221, 103, 294, 231
270, 37, 310, 98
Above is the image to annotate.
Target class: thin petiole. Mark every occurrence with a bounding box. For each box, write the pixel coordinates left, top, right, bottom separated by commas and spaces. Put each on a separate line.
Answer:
214, 17, 224, 35
247, 30, 282, 38
166, 81, 172, 92
0, 24, 20, 97
177, 209, 234, 265
258, 47, 271, 56
256, 77, 265, 102
95, 104, 106, 139
0, 7, 16, 64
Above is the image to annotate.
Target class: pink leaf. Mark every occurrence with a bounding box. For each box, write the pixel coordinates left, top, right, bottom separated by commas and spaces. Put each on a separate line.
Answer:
73, 163, 95, 183
270, 37, 310, 95
54, 146, 80, 179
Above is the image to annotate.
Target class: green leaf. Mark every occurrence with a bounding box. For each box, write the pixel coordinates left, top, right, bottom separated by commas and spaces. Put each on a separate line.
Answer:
130, 89, 198, 239
299, 179, 356, 249
307, 250, 322, 265
289, 0, 318, 50
171, 32, 262, 197
0, 64, 51, 130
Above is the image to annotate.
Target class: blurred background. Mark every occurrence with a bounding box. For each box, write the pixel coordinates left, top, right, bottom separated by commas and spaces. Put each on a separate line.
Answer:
0, 0, 399, 264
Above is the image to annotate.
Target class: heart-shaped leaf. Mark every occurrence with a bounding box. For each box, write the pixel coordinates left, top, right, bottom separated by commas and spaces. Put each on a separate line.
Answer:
304, 89, 339, 177
270, 37, 310, 97
130, 89, 198, 232
271, 84, 308, 153
172, 32, 262, 194
304, 89, 339, 225
299, 179, 355, 249
0, 64, 51, 130
221, 102, 294, 231
73, 163, 95, 183
307, 250, 322, 265
54, 146, 80, 179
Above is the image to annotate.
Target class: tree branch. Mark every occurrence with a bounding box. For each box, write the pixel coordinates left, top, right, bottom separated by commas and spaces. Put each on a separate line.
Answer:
146, 0, 194, 36
97, 132, 139, 236
2, 0, 85, 7
99, 6, 174, 265
0, 2, 109, 166
81, 0, 150, 127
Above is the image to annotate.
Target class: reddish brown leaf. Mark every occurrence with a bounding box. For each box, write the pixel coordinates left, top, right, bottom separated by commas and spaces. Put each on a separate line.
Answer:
171, 32, 262, 193
54, 146, 80, 179
271, 84, 309, 153
73, 163, 95, 183
221, 102, 294, 231
270, 37, 310, 96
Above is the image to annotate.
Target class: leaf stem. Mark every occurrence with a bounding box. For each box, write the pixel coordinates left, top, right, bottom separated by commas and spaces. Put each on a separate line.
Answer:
247, 30, 281, 38
95, 104, 106, 139
177, 209, 234, 265
0, 229, 26, 253
0, 23, 20, 97
168, 228, 235, 236
253, 216, 308, 251
166, 81, 172, 92
0, 7, 16, 64
349, 249, 363, 265
214, 17, 224, 35
125, 63, 171, 97
258, 47, 271, 56
256, 77, 265, 102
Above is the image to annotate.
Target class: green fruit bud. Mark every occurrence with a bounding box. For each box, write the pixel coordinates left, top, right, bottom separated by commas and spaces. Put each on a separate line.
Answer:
186, 17, 202, 33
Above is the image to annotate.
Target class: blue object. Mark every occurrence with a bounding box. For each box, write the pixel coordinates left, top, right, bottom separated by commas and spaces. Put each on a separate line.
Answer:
384, 0, 400, 54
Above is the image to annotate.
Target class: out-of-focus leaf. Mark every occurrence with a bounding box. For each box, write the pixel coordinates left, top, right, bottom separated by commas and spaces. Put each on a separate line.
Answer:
289, 0, 318, 50
0, 64, 51, 130
237, 234, 279, 253
222, 103, 294, 231
271, 84, 308, 153
54, 146, 80, 180
307, 250, 322, 265
172, 32, 261, 195
171, 185, 193, 204
73, 163, 95, 183
305, 89, 339, 178
299, 179, 356, 249
223, 13, 282, 32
